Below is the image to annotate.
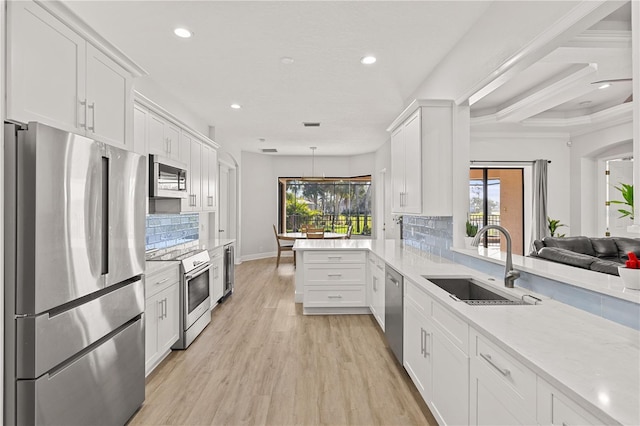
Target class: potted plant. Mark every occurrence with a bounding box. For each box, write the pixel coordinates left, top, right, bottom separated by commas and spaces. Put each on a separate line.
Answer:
547, 217, 567, 237
610, 183, 634, 220
464, 220, 478, 249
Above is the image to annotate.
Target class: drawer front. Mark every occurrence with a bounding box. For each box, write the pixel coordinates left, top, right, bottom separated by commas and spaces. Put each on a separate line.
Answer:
552, 394, 600, 426
431, 301, 468, 354
474, 333, 536, 413
146, 265, 180, 298
304, 286, 366, 307
304, 251, 366, 264
304, 264, 366, 285
405, 279, 432, 317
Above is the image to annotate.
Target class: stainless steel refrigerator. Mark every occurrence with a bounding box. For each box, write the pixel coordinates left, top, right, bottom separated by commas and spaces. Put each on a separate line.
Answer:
4, 122, 146, 425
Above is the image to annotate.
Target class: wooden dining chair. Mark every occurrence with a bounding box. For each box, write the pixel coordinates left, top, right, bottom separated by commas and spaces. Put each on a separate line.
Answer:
306, 228, 325, 239
273, 224, 295, 267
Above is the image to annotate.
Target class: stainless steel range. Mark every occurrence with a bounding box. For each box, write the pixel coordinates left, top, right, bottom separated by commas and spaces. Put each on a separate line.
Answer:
173, 249, 212, 349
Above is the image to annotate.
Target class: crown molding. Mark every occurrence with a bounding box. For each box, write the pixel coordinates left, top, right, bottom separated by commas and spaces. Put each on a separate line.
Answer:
471, 131, 570, 140
134, 91, 219, 149
386, 99, 454, 132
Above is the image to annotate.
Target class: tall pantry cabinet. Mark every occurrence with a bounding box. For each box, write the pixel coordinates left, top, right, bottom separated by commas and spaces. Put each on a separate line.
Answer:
5, 0, 146, 150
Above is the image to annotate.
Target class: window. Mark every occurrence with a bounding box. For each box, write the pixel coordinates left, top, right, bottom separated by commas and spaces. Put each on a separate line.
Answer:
278, 176, 372, 236
469, 168, 524, 255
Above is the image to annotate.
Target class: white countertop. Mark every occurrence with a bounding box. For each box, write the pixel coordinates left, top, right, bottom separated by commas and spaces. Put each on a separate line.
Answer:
145, 260, 178, 275
295, 239, 640, 425
453, 247, 640, 304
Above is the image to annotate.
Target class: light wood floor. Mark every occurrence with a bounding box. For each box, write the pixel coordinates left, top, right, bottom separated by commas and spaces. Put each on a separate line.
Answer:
130, 258, 436, 426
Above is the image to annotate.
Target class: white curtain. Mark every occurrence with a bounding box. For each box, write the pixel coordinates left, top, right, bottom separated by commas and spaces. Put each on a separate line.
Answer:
532, 159, 549, 243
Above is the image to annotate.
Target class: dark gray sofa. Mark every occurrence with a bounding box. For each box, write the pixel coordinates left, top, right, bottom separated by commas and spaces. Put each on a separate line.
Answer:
530, 236, 640, 276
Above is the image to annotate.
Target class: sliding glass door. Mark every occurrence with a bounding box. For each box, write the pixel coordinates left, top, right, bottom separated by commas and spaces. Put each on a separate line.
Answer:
469, 168, 524, 255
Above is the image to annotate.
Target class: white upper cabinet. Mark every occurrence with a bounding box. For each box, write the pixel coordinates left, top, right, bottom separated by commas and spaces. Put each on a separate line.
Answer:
85, 45, 133, 148
391, 110, 422, 214
6, 1, 143, 150
202, 144, 218, 211
148, 111, 180, 161
388, 100, 454, 216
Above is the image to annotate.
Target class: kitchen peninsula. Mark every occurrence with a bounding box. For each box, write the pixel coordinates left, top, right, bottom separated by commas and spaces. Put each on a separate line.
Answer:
294, 239, 640, 426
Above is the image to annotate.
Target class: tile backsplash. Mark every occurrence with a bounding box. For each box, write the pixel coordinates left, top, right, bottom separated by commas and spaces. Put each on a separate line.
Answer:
146, 214, 199, 251
402, 216, 454, 260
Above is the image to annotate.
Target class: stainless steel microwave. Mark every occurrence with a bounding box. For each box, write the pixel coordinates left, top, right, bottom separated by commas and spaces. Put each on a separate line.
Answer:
149, 155, 188, 199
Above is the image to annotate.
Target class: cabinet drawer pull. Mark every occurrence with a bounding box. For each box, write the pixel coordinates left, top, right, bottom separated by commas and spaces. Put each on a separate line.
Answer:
327, 295, 343, 299
480, 353, 511, 377
155, 277, 170, 285
327, 273, 342, 277
327, 256, 342, 259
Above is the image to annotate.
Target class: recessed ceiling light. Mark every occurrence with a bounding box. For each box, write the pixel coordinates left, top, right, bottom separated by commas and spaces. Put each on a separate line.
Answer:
280, 57, 294, 65
360, 56, 377, 65
174, 28, 192, 38
230, 103, 242, 109
598, 83, 611, 90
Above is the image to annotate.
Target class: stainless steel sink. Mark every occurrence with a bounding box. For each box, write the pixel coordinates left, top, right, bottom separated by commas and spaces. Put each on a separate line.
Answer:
422, 276, 537, 306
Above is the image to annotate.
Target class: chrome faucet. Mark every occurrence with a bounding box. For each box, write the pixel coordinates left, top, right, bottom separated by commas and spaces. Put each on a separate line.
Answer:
471, 224, 520, 288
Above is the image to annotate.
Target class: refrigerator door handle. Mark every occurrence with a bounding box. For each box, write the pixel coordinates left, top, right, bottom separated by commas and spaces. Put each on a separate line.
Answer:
101, 156, 110, 276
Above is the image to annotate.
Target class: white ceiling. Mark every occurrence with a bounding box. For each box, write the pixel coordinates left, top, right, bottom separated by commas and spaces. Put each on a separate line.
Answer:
64, 0, 492, 155
471, 2, 632, 130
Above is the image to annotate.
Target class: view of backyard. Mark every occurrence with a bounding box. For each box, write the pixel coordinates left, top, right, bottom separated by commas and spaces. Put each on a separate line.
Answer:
282, 178, 372, 235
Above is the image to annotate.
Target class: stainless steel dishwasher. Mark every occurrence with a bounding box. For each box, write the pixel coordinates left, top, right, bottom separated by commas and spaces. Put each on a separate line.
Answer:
385, 265, 404, 364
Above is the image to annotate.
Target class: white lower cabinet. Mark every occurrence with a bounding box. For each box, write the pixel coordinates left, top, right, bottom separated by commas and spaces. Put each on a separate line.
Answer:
537, 378, 605, 426
301, 250, 367, 312
403, 297, 432, 399
404, 279, 469, 426
145, 265, 180, 376
430, 327, 469, 425
367, 253, 385, 330
210, 247, 225, 309
469, 329, 537, 425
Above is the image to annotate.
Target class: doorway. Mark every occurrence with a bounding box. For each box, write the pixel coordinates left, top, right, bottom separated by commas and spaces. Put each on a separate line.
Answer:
469, 168, 524, 255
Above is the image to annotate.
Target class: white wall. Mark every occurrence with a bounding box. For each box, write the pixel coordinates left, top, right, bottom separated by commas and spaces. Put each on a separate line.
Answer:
240, 151, 376, 261
470, 133, 572, 238
374, 139, 393, 239
570, 121, 633, 236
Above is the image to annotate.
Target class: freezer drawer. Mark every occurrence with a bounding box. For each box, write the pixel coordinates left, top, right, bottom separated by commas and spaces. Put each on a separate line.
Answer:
16, 278, 144, 378
16, 318, 145, 426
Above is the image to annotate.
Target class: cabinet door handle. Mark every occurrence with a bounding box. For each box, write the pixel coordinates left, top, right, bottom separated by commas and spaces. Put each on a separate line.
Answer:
328, 295, 343, 299
87, 102, 96, 133
372, 276, 377, 292
158, 299, 164, 319
425, 331, 431, 357
480, 353, 511, 377
79, 99, 87, 129
420, 327, 425, 356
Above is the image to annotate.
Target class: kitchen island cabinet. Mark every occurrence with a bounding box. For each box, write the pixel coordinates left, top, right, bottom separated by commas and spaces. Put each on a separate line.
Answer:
293, 239, 639, 426
296, 249, 368, 314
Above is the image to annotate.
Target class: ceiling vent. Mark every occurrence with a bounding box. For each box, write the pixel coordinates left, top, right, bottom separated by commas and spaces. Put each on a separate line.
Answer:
303, 122, 320, 127
261, 148, 278, 153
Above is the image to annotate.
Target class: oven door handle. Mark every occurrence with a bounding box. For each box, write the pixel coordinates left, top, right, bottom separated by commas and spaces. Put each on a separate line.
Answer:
185, 263, 213, 280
